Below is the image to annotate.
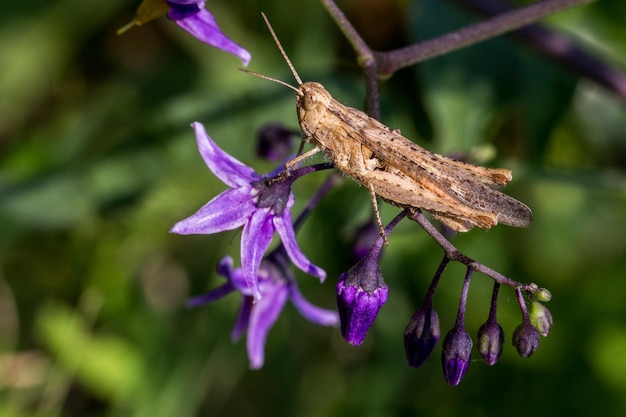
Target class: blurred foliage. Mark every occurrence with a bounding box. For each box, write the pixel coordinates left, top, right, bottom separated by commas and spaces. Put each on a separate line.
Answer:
1, 0, 626, 416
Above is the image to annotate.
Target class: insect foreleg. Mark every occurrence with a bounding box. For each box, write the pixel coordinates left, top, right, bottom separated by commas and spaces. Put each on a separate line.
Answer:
285, 146, 324, 172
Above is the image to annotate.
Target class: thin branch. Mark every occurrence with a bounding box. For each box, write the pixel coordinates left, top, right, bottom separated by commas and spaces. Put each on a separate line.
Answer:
319, 0, 370, 56
319, 0, 381, 118
375, 0, 598, 75
455, 266, 474, 327
424, 256, 450, 308
408, 210, 534, 290
452, 0, 626, 104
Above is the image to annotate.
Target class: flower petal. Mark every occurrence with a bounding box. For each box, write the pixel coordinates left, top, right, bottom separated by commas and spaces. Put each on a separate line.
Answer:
170, 187, 256, 235
174, 10, 251, 65
186, 282, 234, 308
247, 282, 288, 369
241, 209, 275, 299
231, 296, 253, 342
288, 282, 339, 326
167, 0, 203, 4
192, 122, 258, 187
274, 210, 326, 281
165, 0, 202, 20
217, 256, 253, 295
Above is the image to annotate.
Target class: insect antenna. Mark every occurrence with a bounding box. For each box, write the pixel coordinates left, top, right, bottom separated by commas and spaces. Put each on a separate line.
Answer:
237, 68, 298, 92
261, 12, 303, 86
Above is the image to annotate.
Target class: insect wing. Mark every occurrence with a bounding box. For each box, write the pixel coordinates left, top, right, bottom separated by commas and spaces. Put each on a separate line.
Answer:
354, 117, 533, 228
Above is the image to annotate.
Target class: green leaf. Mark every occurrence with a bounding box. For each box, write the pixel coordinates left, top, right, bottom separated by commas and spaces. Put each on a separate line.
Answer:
35, 300, 143, 402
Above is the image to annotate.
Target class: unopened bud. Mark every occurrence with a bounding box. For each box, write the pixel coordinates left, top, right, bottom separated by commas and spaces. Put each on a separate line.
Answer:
256, 123, 297, 162
441, 326, 473, 386
512, 322, 540, 358
404, 306, 440, 368
535, 287, 552, 303
529, 300, 553, 337
477, 321, 505, 366
336, 255, 388, 346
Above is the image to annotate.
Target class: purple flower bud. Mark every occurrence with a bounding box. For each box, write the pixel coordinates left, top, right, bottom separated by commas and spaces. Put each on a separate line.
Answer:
256, 123, 298, 162
512, 321, 540, 358
404, 306, 440, 368
441, 326, 473, 386
336, 254, 388, 346
529, 300, 553, 337
477, 321, 505, 366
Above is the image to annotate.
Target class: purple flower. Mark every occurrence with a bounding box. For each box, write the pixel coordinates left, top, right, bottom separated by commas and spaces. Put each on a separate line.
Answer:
188, 254, 339, 369
336, 246, 388, 346
171, 122, 325, 299
166, 0, 251, 65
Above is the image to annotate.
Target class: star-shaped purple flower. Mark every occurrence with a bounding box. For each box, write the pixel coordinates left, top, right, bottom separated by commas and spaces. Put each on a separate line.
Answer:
166, 0, 251, 65
171, 122, 325, 299
188, 254, 339, 369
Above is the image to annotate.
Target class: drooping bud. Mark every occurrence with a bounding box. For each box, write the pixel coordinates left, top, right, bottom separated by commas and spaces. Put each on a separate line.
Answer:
256, 123, 298, 162
529, 300, 553, 337
336, 254, 388, 346
477, 321, 505, 366
476, 282, 504, 366
336, 211, 407, 346
512, 287, 541, 358
535, 287, 552, 303
512, 321, 540, 358
441, 326, 473, 386
404, 306, 440, 368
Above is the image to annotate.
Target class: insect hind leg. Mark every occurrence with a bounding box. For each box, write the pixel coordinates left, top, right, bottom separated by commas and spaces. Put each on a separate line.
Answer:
368, 184, 389, 246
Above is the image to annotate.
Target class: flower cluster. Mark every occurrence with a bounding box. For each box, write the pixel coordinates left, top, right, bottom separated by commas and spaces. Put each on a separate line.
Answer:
403, 265, 553, 385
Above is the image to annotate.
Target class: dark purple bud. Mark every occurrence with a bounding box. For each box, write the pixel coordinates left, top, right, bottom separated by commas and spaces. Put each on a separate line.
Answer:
477, 321, 505, 366
336, 254, 388, 346
404, 306, 440, 368
529, 300, 553, 337
441, 326, 473, 386
256, 123, 297, 162
512, 321, 540, 358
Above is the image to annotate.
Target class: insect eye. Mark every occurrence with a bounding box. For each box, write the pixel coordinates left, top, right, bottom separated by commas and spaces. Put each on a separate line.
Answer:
304, 93, 318, 110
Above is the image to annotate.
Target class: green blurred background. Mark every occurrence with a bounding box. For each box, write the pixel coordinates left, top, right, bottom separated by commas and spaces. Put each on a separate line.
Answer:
2, 0, 626, 416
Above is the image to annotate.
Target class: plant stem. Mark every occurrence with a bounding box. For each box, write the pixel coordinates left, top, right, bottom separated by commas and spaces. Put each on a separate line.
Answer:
319, 0, 381, 118
375, 0, 598, 75
453, 0, 626, 104
408, 210, 534, 290
456, 266, 474, 327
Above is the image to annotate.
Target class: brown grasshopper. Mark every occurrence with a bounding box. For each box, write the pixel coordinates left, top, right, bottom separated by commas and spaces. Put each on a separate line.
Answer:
243, 14, 533, 240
